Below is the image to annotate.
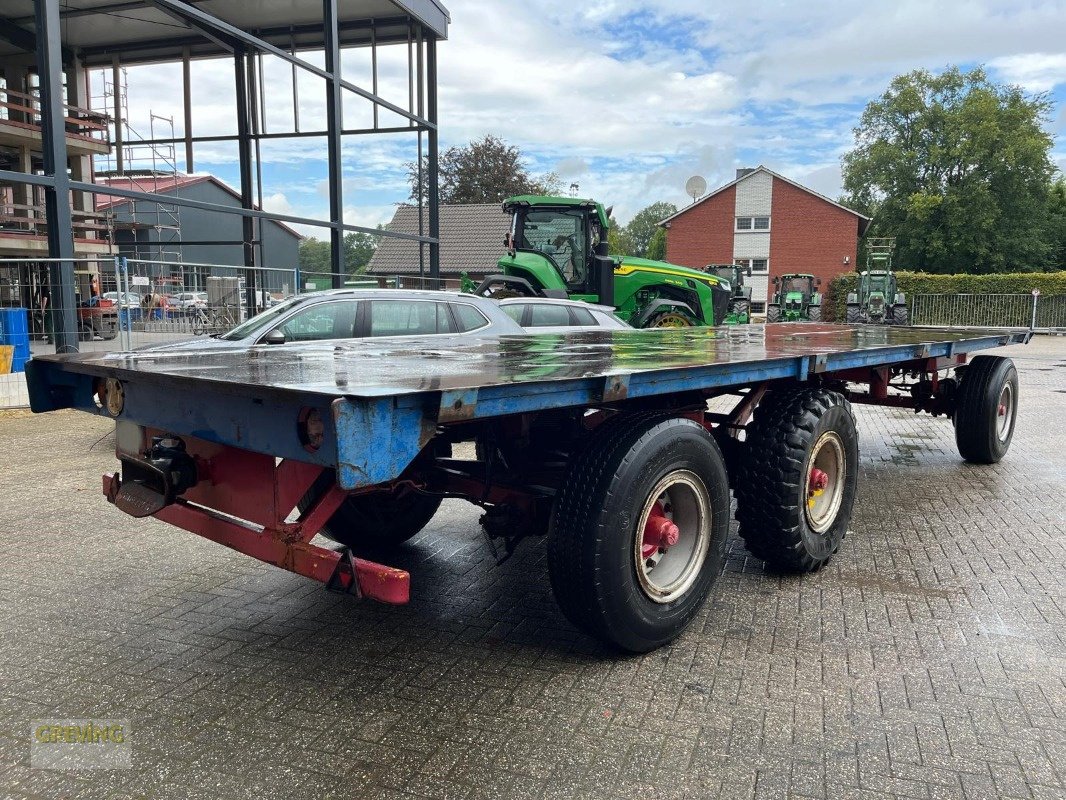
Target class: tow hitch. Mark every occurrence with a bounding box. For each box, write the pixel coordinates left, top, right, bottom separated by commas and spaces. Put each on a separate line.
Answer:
108, 436, 198, 518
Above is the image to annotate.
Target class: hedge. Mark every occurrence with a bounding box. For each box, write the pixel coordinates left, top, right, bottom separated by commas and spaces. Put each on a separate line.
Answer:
823, 271, 1066, 322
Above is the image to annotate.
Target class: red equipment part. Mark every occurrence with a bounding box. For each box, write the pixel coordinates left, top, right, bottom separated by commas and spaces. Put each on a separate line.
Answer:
641, 502, 680, 559
102, 433, 410, 604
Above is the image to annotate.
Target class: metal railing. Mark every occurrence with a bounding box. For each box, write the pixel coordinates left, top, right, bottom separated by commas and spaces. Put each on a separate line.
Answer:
910, 293, 1066, 332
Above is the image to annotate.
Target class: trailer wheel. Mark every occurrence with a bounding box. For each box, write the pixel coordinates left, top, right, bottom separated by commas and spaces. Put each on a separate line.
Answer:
766, 305, 781, 323
735, 388, 858, 572
846, 305, 862, 324
954, 355, 1018, 464
298, 441, 450, 549
317, 488, 443, 549
547, 414, 730, 652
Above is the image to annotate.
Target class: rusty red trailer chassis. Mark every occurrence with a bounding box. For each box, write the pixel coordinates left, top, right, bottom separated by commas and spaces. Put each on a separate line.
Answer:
26, 324, 1029, 610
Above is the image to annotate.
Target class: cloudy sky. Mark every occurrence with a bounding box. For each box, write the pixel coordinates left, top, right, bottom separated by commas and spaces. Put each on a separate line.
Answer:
98, 0, 1066, 235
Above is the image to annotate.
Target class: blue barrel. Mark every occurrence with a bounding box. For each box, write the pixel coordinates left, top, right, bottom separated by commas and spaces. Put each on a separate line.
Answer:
0, 307, 31, 373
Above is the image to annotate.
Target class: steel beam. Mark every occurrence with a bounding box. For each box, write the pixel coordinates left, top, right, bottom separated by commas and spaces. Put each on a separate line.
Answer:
426, 37, 440, 280
147, 0, 434, 128
323, 0, 345, 287
4, 171, 437, 243
234, 49, 258, 319
35, 0, 78, 354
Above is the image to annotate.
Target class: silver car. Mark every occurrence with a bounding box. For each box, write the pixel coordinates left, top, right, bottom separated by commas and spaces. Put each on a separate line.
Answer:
139, 289, 525, 352
499, 297, 631, 333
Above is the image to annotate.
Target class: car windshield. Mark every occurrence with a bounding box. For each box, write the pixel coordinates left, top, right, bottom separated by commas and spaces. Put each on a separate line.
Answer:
518, 208, 587, 287
218, 294, 313, 340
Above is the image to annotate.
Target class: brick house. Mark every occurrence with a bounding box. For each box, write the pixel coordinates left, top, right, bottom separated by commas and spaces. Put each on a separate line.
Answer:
659, 167, 870, 312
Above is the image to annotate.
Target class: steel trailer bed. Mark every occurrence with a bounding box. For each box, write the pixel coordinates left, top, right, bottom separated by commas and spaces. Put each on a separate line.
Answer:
27, 323, 1030, 651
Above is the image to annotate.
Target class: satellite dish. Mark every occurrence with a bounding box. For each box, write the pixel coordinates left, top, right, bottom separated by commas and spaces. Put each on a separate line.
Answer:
685, 175, 707, 203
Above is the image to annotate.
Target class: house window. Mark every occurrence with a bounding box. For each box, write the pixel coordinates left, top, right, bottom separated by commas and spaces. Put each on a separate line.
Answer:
751, 302, 766, 314
736, 258, 769, 273
735, 216, 770, 231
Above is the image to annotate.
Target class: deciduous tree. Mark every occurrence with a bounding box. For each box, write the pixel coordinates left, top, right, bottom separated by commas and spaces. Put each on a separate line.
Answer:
841, 66, 1056, 273
407, 135, 560, 204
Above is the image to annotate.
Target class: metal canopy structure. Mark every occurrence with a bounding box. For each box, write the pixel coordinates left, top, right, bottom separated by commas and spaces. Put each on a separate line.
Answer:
0, 0, 447, 352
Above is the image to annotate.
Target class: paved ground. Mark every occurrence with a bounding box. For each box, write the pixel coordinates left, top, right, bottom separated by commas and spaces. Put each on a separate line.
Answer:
0, 338, 1063, 800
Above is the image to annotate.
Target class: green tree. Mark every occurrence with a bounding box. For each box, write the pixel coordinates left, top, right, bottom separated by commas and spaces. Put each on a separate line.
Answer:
1045, 178, 1066, 271
342, 231, 378, 274
624, 201, 677, 257
298, 237, 331, 275
607, 224, 636, 256
407, 134, 560, 204
841, 66, 1056, 273
646, 226, 668, 261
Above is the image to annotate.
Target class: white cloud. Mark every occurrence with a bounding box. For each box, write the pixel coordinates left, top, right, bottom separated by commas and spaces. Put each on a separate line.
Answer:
990, 53, 1066, 92
91, 1, 1065, 226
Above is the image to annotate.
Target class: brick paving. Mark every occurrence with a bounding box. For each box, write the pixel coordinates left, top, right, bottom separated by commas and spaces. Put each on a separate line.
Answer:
0, 338, 1063, 799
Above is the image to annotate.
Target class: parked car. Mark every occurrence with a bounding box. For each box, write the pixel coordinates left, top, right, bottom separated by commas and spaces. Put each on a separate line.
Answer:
101, 291, 142, 309
171, 291, 208, 311
138, 289, 525, 352
498, 297, 632, 333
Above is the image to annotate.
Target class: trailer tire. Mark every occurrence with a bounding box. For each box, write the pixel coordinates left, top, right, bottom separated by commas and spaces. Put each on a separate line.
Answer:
547, 413, 731, 652
846, 305, 862, 324
766, 305, 781, 323
735, 388, 858, 572
299, 442, 450, 549
954, 355, 1017, 464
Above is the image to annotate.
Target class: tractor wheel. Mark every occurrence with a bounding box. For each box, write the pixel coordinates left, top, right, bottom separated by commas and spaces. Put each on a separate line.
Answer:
733, 300, 750, 318
766, 305, 781, 323
547, 413, 731, 652
846, 305, 862, 324
891, 305, 909, 326
807, 306, 822, 322
735, 388, 858, 572
298, 442, 450, 550
954, 355, 1018, 464
646, 310, 696, 328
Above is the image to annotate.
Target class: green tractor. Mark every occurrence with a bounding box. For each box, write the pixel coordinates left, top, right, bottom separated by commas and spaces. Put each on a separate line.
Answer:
707, 263, 753, 324
766, 273, 823, 322
474, 196, 732, 328
846, 238, 908, 325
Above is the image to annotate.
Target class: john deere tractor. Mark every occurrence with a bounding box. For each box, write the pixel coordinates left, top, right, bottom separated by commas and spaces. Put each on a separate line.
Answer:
707, 263, 753, 324
474, 196, 731, 328
767, 274, 823, 322
846, 238, 908, 325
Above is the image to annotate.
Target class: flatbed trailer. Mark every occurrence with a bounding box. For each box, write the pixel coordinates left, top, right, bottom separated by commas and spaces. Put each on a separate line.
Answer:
27, 323, 1029, 652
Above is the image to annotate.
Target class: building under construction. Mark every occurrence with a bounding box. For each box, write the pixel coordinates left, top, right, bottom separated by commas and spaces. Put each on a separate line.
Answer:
0, 0, 447, 352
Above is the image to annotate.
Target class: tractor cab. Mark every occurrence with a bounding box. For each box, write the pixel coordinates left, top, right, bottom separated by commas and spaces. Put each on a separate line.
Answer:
506, 198, 613, 300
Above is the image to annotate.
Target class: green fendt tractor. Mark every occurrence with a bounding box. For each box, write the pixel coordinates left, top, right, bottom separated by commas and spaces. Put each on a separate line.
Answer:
474, 196, 732, 328
846, 238, 908, 325
767, 273, 823, 322
707, 263, 753, 324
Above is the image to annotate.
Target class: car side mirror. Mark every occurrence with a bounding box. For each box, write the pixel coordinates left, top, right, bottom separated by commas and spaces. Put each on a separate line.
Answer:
264, 329, 286, 345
